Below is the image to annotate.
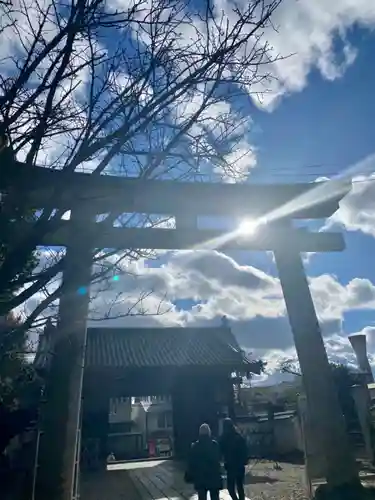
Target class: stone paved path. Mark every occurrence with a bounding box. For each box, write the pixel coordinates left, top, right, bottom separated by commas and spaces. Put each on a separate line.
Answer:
81, 459, 310, 500
80, 469, 139, 500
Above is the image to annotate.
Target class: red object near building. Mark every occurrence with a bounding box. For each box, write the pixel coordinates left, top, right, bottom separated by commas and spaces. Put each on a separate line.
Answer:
148, 440, 156, 457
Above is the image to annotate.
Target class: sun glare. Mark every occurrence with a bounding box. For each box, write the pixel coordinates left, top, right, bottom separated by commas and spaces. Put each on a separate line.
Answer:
237, 219, 259, 235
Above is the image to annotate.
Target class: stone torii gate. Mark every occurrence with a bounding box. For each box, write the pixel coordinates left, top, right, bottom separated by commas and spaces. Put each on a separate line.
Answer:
1, 163, 358, 499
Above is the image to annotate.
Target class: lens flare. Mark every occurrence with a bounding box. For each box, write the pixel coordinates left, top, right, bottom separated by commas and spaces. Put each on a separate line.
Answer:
237, 219, 259, 235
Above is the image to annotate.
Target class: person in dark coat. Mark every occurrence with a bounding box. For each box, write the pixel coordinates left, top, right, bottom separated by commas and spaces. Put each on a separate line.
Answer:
186, 423, 222, 500
219, 418, 248, 500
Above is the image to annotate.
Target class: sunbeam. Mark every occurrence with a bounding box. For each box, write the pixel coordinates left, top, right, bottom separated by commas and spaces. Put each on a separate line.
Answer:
237, 219, 260, 235
175, 155, 375, 269
179, 177, 353, 268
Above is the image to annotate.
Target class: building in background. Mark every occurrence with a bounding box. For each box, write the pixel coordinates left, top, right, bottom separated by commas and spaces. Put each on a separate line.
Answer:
132, 396, 174, 457
33, 324, 261, 469
106, 395, 174, 460
107, 397, 142, 460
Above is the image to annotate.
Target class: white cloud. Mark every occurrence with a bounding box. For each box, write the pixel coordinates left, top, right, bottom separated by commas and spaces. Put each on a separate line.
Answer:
4, 0, 375, 182
105, 0, 375, 186
104, 0, 375, 179
310, 274, 375, 321
23, 247, 375, 383
172, 89, 257, 182
215, 140, 257, 183
328, 180, 375, 238
173, 0, 375, 106
257, 0, 375, 108
62, 249, 375, 352
143, 0, 375, 110
0, 0, 59, 65
0, 1, 107, 170
253, 331, 375, 385
315, 152, 375, 239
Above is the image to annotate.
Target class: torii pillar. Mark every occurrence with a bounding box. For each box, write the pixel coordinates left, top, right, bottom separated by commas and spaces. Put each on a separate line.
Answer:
35, 209, 93, 500
274, 235, 359, 487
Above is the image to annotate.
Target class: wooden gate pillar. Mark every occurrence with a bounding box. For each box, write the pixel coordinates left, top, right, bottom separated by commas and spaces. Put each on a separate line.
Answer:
172, 372, 220, 457
81, 392, 110, 471
96, 394, 110, 468
172, 375, 197, 458
35, 208, 93, 500
274, 243, 358, 486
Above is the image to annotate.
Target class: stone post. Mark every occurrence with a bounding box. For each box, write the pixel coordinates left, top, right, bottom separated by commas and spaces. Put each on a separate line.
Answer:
349, 334, 374, 384
351, 385, 374, 463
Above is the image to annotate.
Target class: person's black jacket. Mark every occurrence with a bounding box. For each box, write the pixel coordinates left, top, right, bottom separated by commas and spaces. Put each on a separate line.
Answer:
219, 430, 248, 472
186, 436, 222, 490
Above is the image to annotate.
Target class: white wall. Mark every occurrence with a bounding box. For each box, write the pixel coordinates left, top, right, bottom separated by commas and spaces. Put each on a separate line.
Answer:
147, 411, 173, 434
237, 416, 302, 456
131, 402, 173, 440
368, 383, 375, 401
132, 403, 147, 432
109, 397, 132, 424
274, 417, 300, 454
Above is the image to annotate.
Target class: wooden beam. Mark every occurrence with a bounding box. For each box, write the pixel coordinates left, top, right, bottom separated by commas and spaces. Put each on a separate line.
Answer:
35, 222, 345, 252
0, 161, 351, 218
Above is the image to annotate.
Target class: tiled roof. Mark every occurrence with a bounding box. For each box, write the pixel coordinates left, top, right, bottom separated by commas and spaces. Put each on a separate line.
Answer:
85, 326, 258, 371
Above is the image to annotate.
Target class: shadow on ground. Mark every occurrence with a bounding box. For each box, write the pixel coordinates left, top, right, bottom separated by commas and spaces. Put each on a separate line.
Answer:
245, 474, 280, 485
249, 452, 304, 466
81, 470, 140, 500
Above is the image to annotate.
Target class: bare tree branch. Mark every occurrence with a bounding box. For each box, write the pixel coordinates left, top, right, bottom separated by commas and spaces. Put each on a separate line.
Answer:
0, 0, 285, 330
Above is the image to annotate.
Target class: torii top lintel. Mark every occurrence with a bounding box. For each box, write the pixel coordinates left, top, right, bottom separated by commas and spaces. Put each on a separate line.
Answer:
1, 161, 351, 219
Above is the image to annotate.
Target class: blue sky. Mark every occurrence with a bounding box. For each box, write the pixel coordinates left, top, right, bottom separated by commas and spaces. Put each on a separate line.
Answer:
251, 26, 375, 333
4, 0, 375, 385
252, 28, 375, 179
122, 12, 375, 383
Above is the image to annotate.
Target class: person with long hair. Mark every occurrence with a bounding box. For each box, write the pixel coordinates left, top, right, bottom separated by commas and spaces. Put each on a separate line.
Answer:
185, 423, 222, 500
219, 418, 248, 500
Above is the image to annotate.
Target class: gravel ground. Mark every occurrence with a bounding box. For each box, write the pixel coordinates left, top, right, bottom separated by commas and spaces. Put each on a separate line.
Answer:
244, 459, 375, 500
243, 460, 308, 500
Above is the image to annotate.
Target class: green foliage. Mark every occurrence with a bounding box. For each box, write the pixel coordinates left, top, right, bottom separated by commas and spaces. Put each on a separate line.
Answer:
280, 361, 361, 427
0, 313, 39, 409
